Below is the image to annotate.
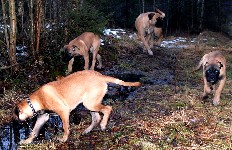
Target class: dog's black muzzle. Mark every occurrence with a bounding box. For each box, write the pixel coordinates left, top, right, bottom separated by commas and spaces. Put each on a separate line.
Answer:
61, 49, 73, 63
205, 67, 220, 85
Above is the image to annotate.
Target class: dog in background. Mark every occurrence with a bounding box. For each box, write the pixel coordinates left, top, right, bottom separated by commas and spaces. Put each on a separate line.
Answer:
135, 8, 165, 55
195, 51, 226, 106
14, 70, 141, 143
62, 32, 102, 72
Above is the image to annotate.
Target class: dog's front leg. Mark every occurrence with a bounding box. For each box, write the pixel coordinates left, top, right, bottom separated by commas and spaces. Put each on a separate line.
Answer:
82, 112, 101, 134
20, 113, 50, 144
203, 78, 211, 99
84, 54, 89, 70
140, 34, 153, 55
213, 77, 226, 106
68, 58, 74, 73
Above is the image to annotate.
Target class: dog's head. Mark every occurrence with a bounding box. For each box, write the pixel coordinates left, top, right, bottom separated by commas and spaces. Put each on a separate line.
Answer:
14, 100, 34, 121
204, 62, 223, 84
148, 13, 159, 25
155, 17, 164, 28
61, 45, 79, 62
148, 11, 165, 26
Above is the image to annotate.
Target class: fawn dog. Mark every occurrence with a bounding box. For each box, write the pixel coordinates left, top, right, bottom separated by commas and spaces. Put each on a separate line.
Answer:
14, 70, 141, 143
195, 51, 226, 106
62, 32, 102, 72
135, 9, 165, 55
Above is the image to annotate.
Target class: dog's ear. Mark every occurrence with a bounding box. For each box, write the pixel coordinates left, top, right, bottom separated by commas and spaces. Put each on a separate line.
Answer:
148, 13, 155, 20
217, 61, 223, 69
204, 62, 209, 70
63, 45, 69, 51
72, 45, 79, 51
13, 106, 20, 118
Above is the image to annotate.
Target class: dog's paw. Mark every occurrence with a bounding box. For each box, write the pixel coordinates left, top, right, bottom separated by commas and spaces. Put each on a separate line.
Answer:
82, 130, 90, 135
82, 127, 92, 135
57, 136, 68, 142
148, 50, 153, 56
100, 123, 106, 131
213, 99, 220, 106
19, 138, 33, 144
97, 65, 102, 69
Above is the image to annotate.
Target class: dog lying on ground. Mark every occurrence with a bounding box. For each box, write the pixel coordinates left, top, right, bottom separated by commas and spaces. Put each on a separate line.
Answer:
135, 9, 165, 55
14, 70, 141, 143
195, 51, 226, 106
62, 32, 102, 72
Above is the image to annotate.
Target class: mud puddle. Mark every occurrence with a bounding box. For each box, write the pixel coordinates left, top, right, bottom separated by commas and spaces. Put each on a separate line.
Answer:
0, 114, 62, 150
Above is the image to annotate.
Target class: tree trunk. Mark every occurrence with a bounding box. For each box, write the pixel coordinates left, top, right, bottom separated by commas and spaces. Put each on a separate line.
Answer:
18, 1, 24, 36
35, 0, 43, 55
165, 0, 169, 36
1, 0, 9, 50
9, 0, 17, 70
28, 0, 35, 57
191, 0, 194, 29
199, 0, 204, 30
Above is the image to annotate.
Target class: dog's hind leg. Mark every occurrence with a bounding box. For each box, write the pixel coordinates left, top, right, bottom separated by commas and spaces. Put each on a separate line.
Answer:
83, 54, 90, 70
99, 105, 112, 131
57, 109, 70, 142
82, 112, 101, 135
96, 54, 102, 69
90, 40, 101, 70
90, 50, 98, 70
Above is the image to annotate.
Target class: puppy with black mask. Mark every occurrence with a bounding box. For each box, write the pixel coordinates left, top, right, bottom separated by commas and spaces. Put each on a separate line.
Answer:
195, 51, 226, 106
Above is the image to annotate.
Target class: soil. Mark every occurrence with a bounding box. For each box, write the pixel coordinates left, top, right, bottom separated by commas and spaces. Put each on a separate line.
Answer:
0, 31, 232, 149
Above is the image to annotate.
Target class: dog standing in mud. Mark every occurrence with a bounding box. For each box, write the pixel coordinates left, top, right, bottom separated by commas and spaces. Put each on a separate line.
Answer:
62, 32, 102, 72
135, 9, 165, 55
195, 51, 226, 106
14, 70, 141, 144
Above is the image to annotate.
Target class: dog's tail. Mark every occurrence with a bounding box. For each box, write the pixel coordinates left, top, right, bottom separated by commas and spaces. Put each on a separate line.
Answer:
102, 75, 141, 87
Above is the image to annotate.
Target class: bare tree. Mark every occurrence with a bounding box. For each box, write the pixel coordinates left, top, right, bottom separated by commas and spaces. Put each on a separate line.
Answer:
9, 0, 17, 69
199, 0, 204, 30
18, 1, 24, 36
28, 0, 35, 57
1, 0, 9, 50
35, 0, 43, 55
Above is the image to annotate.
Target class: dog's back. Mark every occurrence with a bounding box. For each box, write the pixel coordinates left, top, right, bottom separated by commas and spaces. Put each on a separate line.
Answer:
54, 70, 141, 88
76, 32, 100, 49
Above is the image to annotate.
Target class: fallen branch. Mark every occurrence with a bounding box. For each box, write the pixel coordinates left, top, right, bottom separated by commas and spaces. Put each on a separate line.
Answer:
0, 63, 19, 70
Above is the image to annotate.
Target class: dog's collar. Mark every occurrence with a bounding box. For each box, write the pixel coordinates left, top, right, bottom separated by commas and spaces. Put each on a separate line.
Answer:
26, 98, 36, 116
